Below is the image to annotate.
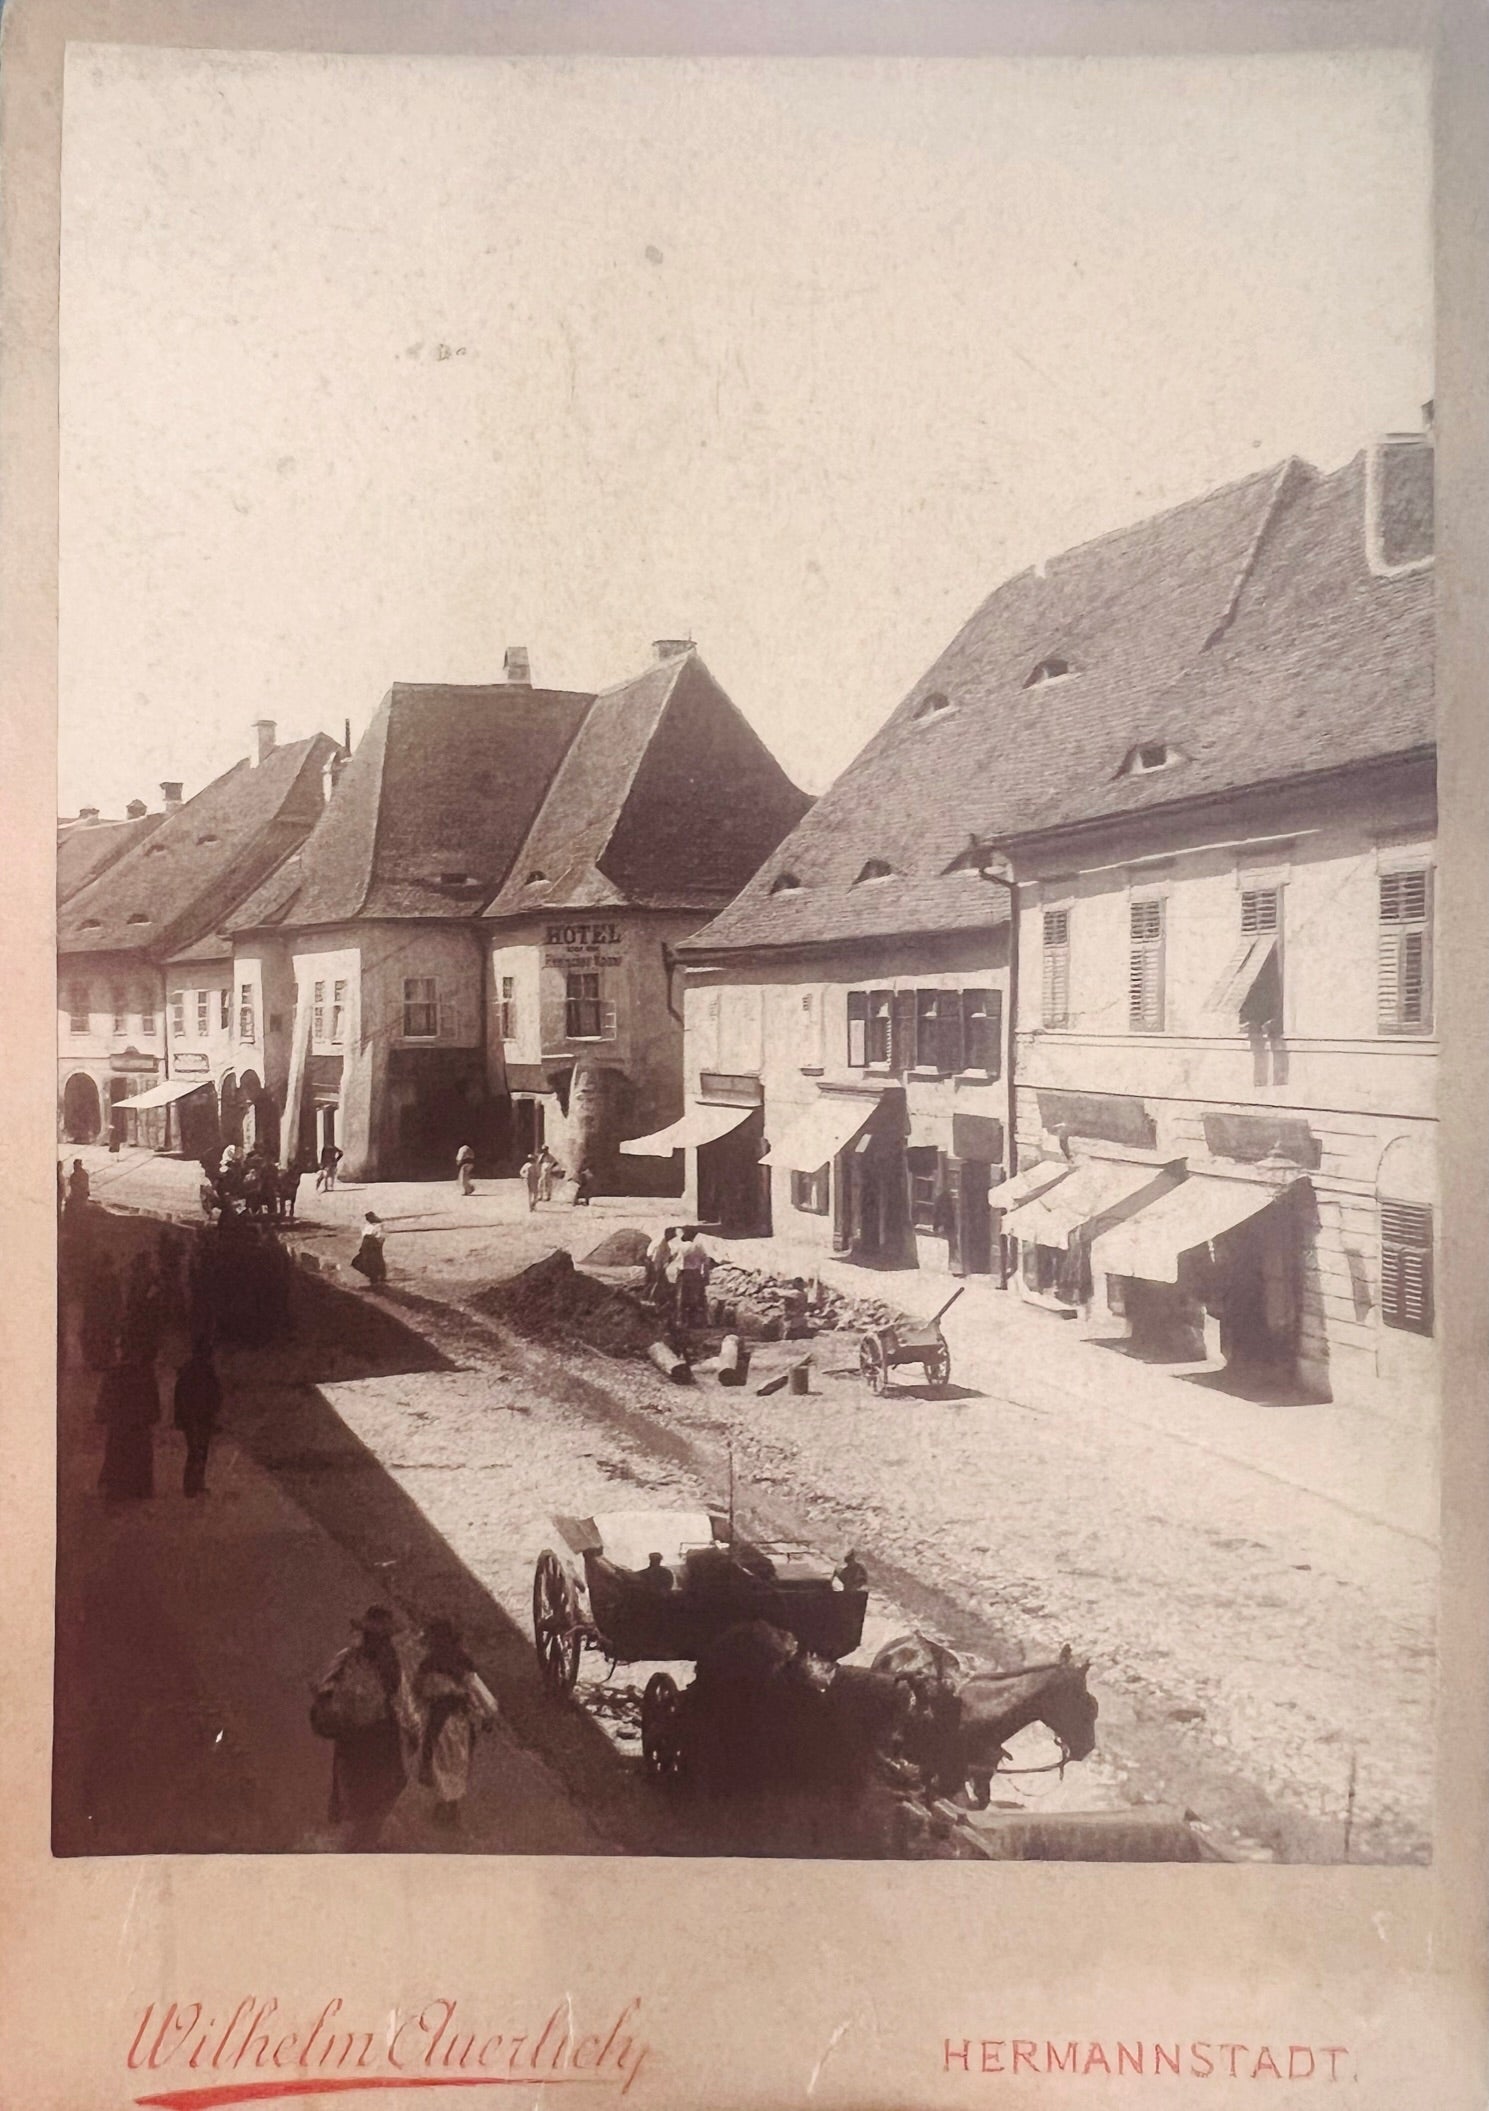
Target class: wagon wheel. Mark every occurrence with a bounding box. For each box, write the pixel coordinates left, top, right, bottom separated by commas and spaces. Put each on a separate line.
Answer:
641, 1672, 687, 1788
532, 1549, 580, 1696
925, 1342, 952, 1389
859, 1334, 887, 1395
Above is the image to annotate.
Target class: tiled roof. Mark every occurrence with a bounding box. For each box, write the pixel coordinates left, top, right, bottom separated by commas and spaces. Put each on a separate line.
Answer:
684, 450, 1433, 955
485, 650, 813, 920
58, 734, 339, 957
235, 684, 593, 929
57, 812, 164, 902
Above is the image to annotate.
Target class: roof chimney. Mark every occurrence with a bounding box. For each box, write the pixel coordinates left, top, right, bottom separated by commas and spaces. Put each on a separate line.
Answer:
78, 806, 100, 824
125, 799, 147, 819
160, 781, 183, 811
251, 718, 277, 766
1366, 423, 1434, 576
322, 751, 345, 804
652, 638, 693, 663
503, 647, 532, 686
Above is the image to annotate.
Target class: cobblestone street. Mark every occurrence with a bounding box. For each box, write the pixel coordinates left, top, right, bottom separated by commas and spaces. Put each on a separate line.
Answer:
66, 1146, 1438, 1860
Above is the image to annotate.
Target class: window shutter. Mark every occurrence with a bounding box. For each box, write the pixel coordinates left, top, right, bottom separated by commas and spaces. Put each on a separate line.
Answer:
1380, 1200, 1433, 1335
1129, 899, 1165, 1031
939, 990, 964, 1075
892, 989, 917, 1075
1377, 927, 1401, 1026
846, 989, 868, 1067
986, 989, 1004, 1080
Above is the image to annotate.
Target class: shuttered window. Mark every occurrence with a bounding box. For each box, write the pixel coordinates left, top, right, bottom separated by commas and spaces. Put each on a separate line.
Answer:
846, 989, 868, 1067
68, 983, 90, 1033
171, 993, 185, 1038
912, 989, 964, 1074
1128, 898, 1166, 1032
1042, 909, 1070, 1027
1240, 887, 1280, 933
139, 989, 156, 1035
564, 971, 612, 1040
330, 980, 347, 1044
892, 989, 917, 1075
312, 981, 325, 1042
403, 976, 438, 1039
498, 976, 518, 1042
866, 990, 893, 1066
219, 988, 231, 1031
238, 984, 256, 1042
1378, 869, 1433, 1033
1380, 1200, 1433, 1335
195, 989, 209, 1036
962, 988, 1001, 1075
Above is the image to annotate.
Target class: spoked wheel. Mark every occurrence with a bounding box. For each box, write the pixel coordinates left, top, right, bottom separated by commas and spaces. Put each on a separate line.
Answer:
641, 1672, 687, 1788
532, 1549, 580, 1695
925, 1343, 951, 1389
859, 1335, 887, 1395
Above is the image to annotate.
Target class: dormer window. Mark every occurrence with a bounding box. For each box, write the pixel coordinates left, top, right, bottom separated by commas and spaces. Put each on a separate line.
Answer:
195, 833, 218, 847
1118, 741, 1184, 777
852, 859, 895, 885
770, 872, 803, 895
126, 912, 150, 925
525, 870, 549, 887
914, 690, 952, 721
1024, 657, 1072, 687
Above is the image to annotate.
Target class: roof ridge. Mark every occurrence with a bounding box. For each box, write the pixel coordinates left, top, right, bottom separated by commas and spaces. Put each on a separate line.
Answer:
353, 691, 395, 920
1037, 456, 1308, 580
588, 648, 695, 704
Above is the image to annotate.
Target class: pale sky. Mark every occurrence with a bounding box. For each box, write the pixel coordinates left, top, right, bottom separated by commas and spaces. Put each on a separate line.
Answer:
59, 47, 1431, 817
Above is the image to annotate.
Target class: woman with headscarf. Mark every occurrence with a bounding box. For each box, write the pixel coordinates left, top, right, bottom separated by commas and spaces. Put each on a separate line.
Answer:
413, 1618, 497, 1833
97, 1356, 160, 1500
313, 1606, 420, 1850
350, 1213, 386, 1287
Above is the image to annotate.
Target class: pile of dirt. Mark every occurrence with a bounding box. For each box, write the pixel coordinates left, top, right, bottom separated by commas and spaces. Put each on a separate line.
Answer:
582, 1227, 651, 1269
472, 1248, 661, 1359
706, 1262, 907, 1341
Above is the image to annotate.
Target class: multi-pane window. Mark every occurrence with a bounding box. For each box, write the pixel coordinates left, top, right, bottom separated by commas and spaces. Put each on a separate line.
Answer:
914, 989, 965, 1073
790, 1167, 829, 1214
961, 988, 1001, 1075
498, 976, 518, 1042
139, 989, 156, 1035
195, 989, 209, 1036
238, 984, 255, 1042
330, 980, 347, 1044
312, 981, 326, 1042
111, 988, 128, 1033
564, 970, 609, 1040
907, 1146, 942, 1232
219, 988, 231, 1031
1128, 898, 1166, 1032
1042, 910, 1070, 1028
67, 983, 89, 1033
403, 977, 438, 1039
1380, 1200, 1433, 1335
171, 993, 185, 1038
845, 989, 893, 1068
1378, 868, 1433, 1033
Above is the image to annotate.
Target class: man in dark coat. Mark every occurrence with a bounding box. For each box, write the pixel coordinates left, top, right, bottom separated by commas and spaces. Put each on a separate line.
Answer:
173, 1337, 223, 1496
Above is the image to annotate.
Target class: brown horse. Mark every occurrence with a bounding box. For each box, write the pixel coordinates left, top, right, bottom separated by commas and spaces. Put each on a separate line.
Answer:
870, 1633, 1098, 1806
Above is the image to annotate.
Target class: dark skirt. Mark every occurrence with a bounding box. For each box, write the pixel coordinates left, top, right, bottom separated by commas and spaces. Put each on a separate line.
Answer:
329, 1718, 407, 1833
100, 1420, 154, 1499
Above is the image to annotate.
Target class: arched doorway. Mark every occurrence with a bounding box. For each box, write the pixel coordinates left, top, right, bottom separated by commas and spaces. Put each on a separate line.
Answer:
238, 1069, 279, 1157
62, 1072, 102, 1144
218, 1070, 244, 1151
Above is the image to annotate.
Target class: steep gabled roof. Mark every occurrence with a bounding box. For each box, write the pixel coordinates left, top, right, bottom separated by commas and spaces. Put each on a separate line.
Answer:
235, 683, 594, 929
58, 734, 339, 957
57, 811, 164, 902
685, 450, 1433, 955
484, 650, 813, 920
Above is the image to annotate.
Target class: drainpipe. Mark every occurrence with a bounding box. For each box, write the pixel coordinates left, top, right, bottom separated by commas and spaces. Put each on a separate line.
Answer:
661, 941, 684, 1027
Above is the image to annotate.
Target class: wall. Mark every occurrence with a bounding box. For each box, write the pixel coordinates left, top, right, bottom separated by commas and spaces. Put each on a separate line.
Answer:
681, 930, 1011, 1260
57, 952, 165, 1139
1011, 775, 1438, 1418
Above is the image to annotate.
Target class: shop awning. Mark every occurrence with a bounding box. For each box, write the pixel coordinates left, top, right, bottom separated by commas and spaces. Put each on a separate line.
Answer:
120, 1075, 214, 1112
761, 1095, 880, 1172
988, 1159, 1073, 1211
619, 1102, 754, 1158
1090, 1174, 1298, 1284
1002, 1155, 1175, 1249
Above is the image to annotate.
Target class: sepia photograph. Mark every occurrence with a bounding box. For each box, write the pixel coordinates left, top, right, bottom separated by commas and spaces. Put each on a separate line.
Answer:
49, 40, 1441, 1872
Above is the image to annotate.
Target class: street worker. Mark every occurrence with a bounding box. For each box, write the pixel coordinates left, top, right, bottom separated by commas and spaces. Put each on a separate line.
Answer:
638, 1551, 675, 1593
413, 1617, 497, 1833
311, 1606, 420, 1851
455, 1142, 477, 1196
571, 1164, 595, 1207
676, 1231, 713, 1326
835, 1550, 869, 1595
241, 1148, 269, 1217
350, 1212, 387, 1288
315, 1140, 343, 1193
97, 1356, 160, 1501
79, 1251, 122, 1373
172, 1336, 222, 1497
781, 1277, 813, 1339
644, 1227, 677, 1304
520, 1153, 541, 1212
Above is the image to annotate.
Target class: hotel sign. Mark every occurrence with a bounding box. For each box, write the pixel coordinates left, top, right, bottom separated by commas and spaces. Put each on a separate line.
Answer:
543, 919, 623, 969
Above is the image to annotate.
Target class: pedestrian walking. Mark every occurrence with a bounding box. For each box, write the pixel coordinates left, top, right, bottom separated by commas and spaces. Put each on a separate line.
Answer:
536, 1146, 558, 1203
172, 1336, 222, 1496
520, 1153, 540, 1212
315, 1141, 343, 1192
67, 1159, 90, 1207
413, 1618, 496, 1834
79, 1251, 122, 1372
311, 1606, 420, 1850
97, 1357, 159, 1501
455, 1143, 477, 1197
350, 1212, 387, 1287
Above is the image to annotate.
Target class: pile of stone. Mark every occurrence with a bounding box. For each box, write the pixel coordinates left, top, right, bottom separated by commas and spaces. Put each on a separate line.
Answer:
473, 1248, 660, 1360
706, 1262, 907, 1341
